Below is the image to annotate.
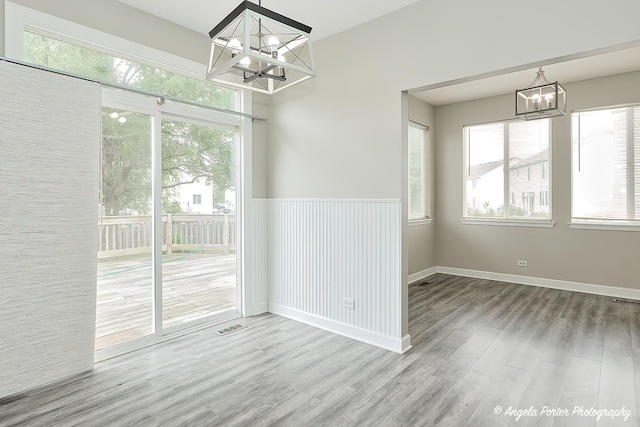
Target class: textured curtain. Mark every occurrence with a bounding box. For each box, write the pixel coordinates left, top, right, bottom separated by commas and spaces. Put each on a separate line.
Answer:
0, 60, 100, 399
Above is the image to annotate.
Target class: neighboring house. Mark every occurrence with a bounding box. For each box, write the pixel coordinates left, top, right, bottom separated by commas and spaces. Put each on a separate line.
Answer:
175, 179, 214, 214
466, 149, 550, 217
509, 148, 550, 216
175, 180, 236, 214
466, 159, 504, 214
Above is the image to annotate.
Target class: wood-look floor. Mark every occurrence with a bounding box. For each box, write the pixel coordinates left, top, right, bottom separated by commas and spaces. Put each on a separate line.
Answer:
96, 253, 236, 349
2, 274, 640, 426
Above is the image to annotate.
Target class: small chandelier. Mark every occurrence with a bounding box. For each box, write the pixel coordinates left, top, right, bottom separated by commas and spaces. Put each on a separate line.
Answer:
515, 67, 567, 120
206, 0, 315, 94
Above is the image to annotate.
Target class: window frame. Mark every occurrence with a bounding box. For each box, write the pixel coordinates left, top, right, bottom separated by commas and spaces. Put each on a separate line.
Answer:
461, 118, 555, 228
5, 2, 240, 91
570, 103, 640, 231
408, 121, 430, 225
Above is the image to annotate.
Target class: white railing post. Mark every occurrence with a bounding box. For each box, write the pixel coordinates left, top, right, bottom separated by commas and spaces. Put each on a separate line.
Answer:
166, 213, 173, 255
223, 213, 230, 255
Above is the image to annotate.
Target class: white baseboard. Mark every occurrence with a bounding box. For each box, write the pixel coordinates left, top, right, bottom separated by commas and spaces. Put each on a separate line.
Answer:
253, 302, 268, 315
437, 266, 640, 300
268, 303, 410, 354
401, 334, 413, 354
408, 267, 438, 284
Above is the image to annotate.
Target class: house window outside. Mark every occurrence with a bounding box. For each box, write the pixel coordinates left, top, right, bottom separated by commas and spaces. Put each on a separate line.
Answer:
409, 122, 428, 221
540, 190, 549, 207
193, 194, 202, 205
572, 105, 640, 222
464, 119, 551, 219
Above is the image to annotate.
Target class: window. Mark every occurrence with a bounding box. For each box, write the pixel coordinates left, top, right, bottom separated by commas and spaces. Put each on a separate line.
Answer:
572, 105, 640, 222
540, 190, 549, 207
464, 119, 551, 219
23, 32, 236, 110
409, 122, 428, 220
193, 194, 202, 205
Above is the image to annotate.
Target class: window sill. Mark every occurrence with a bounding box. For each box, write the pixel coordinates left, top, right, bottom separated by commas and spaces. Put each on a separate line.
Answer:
460, 218, 555, 228
409, 218, 432, 227
569, 221, 640, 232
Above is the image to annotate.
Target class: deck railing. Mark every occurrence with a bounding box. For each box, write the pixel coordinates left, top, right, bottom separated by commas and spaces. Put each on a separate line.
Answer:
98, 214, 236, 259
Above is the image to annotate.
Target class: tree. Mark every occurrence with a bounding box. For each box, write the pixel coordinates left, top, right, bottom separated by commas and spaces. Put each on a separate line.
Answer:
24, 32, 236, 216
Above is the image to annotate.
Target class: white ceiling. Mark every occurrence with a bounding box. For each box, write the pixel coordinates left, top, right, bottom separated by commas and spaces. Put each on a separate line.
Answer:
117, 0, 420, 41
412, 45, 640, 106
116, 0, 639, 105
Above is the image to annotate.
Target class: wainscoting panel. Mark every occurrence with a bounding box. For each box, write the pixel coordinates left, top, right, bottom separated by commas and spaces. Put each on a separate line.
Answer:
0, 61, 100, 399
254, 199, 402, 350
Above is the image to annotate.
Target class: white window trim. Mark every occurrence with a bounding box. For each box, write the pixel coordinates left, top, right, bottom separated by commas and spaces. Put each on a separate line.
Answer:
571, 104, 639, 225
462, 119, 552, 223
409, 218, 433, 227
569, 221, 640, 232
461, 218, 555, 228
408, 121, 429, 221
5, 2, 206, 80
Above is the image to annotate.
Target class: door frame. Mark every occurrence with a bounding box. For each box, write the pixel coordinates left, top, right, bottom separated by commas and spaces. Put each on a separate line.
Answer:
96, 89, 245, 362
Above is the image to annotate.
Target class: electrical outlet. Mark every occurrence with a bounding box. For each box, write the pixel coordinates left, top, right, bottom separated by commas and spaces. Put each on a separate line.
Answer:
343, 298, 355, 309
517, 260, 528, 267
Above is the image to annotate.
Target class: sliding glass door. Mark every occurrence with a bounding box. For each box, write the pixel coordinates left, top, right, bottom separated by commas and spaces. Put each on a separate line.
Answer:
96, 106, 154, 351
96, 94, 239, 354
161, 118, 237, 329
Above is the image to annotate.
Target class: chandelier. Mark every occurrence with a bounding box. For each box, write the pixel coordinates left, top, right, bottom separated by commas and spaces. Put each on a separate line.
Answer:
515, 67, 566, 120
206, 0, 315, 94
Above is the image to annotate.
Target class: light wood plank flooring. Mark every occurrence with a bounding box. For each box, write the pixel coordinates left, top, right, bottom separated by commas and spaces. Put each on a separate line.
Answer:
2, 274, 640, 426
96, 253, 236, 349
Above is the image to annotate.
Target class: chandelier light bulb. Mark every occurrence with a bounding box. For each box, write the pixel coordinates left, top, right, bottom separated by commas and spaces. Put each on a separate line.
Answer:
240, 56, 251, 67
227, 39, 242, 56
531, 93, 541, 110
267, 36, 280, 50
544, 93, 554, 107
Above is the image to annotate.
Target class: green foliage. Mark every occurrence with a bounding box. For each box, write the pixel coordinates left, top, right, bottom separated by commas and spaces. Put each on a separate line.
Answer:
25, 32, 237, 216
466, 201, 502, 217
509, 205, 527, 216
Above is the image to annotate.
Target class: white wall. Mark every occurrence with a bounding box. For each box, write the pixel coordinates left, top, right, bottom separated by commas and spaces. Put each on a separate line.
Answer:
266, 0, 640, 342
435, 71, 640, 290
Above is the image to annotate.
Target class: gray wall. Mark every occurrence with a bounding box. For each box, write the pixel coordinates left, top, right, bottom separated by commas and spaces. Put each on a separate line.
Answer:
267, 0, 640, 198
434, 71, 640, 289
408, 95, 436, 275
266, 0, 640, 338
252, 93, 270, 198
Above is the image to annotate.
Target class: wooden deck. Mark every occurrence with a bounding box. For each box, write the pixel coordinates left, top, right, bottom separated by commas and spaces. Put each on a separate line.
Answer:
96, 253, 236, 350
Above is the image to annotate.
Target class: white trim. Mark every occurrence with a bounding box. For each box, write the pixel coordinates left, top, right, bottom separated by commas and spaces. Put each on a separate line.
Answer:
5, 2, 204, 79
460, 218, 555, 228
408, 218, 432, 227
253, 303, 269, 315
253, 198, 401, 203
95, 313, 241, 362
268, 303, 408, 354
436, 266, 640, 301
401, 335, 413, 354
238, 89, 252, 317
409, 267, 437, 284
569, 221, 640, 232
